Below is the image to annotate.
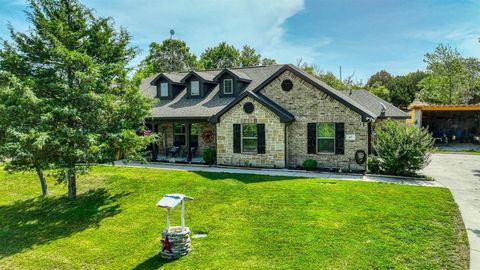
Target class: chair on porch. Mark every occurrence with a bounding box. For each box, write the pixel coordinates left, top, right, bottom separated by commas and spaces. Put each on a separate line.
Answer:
167, 142, 182, 158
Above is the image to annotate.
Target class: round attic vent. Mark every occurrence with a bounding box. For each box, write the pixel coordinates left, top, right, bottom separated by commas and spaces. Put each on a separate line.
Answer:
243, 102, 254, 114
281, 79, 293, 91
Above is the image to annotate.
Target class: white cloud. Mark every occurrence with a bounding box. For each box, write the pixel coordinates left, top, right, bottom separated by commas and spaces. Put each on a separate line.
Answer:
83, 0, 326, 65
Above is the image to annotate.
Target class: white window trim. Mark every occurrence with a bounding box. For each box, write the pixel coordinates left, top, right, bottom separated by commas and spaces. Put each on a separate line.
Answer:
223, 79, 233, 94
241, 124, 257, 153
317, 123, 335, 154
160, 82, 169, 97
190, 80, 200, 96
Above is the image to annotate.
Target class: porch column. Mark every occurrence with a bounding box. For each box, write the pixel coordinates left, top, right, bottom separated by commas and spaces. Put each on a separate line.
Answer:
186, 123, 192, 162
152, 124, 159, 161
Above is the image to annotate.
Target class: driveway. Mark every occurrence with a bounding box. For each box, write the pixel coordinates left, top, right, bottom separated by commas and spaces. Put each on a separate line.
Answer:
421, 153, 480, 269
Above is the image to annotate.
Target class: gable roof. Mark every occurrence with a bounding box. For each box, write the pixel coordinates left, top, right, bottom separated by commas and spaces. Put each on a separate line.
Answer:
150, 72, 186, 85
340, 90, 410, 119
251, 64, 376, 121
140, 64, 382, 121
213, 68, 252, 82
209, 91, 295, 123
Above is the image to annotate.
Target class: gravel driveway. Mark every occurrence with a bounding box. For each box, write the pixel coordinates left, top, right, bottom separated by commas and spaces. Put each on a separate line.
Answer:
421, 153, 480, 269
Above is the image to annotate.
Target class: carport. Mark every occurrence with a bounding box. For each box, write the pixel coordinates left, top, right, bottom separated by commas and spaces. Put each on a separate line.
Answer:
408, 101, 480, 143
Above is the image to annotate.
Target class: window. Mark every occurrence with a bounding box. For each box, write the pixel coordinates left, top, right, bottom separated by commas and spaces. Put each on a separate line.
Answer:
242, 124, 257, 153
190, 123, 198, 145
160, 82, 168, 97
191, 81, 200, 96
317, 123, 335, 153
174, 123, 186, 145
223, 79, 233, 94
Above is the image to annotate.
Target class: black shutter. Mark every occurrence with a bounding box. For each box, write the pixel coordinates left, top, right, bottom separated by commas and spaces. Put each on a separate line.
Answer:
257, 124, 265, 154
307, 123, 316, 154
233, 124, 241, 153
368, 122, 372, 154
335, 123, 345, 155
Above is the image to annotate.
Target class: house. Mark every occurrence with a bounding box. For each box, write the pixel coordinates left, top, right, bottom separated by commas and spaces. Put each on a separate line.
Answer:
140, 64, 409, 171
408, 100, 480, 143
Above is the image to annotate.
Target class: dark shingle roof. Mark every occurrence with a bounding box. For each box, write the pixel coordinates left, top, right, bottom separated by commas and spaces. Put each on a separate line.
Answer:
340, 89, 409, 119
140, 65, 386, 121
141, 65, 284, 120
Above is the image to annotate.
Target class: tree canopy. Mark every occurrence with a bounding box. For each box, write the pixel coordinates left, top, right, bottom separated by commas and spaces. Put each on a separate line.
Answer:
418, 44, 480, 104
0, 0, 151, 199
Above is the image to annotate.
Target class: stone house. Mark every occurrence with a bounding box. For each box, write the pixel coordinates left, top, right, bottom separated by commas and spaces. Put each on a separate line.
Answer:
140, 64, 408, 171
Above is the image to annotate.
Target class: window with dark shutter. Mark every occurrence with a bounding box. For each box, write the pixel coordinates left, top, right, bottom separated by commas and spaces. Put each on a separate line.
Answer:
335, 123, 345, 155
307, 123, 316, 154
233, 124, 241, 153
257, 124, 265, 154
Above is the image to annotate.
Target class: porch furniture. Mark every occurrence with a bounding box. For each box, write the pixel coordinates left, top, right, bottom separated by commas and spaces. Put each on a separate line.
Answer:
167, 145, 181, 158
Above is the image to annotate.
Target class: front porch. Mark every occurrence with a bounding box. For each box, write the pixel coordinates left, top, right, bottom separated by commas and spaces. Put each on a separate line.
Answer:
145, 120, 216, 164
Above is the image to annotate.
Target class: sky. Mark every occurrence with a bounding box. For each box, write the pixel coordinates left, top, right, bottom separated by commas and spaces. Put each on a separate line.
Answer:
1, 0, 480, 82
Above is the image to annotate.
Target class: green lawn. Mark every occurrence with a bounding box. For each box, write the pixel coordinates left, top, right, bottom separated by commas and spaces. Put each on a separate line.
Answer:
0, 166, 468, 269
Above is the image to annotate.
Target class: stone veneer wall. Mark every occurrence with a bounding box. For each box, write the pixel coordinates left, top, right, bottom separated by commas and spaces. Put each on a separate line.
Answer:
260, 71, 369, 171
216, 96, 285, 168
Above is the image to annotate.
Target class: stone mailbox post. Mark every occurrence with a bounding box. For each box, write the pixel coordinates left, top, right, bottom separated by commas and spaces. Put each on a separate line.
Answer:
156, 193, 193, 259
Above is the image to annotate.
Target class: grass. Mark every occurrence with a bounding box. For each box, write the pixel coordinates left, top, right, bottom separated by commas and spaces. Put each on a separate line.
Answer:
0, 165, 469, 269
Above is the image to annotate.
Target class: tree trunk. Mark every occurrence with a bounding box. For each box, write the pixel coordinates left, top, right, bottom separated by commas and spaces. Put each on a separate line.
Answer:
35, 166, 48, 196
67, 168, 77, 199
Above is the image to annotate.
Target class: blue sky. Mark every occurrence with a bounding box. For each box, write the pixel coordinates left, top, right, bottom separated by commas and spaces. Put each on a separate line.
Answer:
1, 0, 479, 82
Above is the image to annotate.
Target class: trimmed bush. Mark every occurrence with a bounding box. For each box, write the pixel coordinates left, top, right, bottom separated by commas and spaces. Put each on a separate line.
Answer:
370, 120, 434, 176
203, 147, 216, 165
303, 159, 318, 171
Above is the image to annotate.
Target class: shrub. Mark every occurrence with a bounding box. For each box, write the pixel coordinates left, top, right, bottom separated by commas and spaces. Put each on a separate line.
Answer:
370, 120, 434, 176
203, 147, 216, 165
303, 159, 318, 171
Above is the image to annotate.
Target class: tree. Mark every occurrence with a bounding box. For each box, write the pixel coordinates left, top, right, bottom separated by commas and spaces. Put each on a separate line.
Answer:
295, 58, 348, 89
261, 58, 277, 66
1, 0, 151, 199
387, 71, 426, 109
133, 39, 197, 85
198, 42, 240, 69
239, 45, 261, 67
366, 70, 392, 88
0, 73, 52, 196
368, 81, 391, 101
418, 44, 480, 104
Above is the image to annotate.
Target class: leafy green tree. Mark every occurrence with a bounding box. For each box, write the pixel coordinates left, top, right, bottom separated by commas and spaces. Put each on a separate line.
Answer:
418, 44, 480, 104
368, 81, 391, 101
133, 39, 197, 85
366, 70, 393, 88
199, 42, 240, 69
296, 58, 347, 89
239, 45, 261, 67
0, 73, 52, 196
261, 58, 277, 66
1, 0, 151, 199
387, 71, 426, 109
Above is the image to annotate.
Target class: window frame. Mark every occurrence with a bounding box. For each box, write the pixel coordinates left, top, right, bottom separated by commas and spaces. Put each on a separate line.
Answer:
241, 123, 257, 153
190, 80, 200, 96
316, 122, 335, 154
174, 123, 186, 145
223, 79, 234, 95
159, 82, 169, 97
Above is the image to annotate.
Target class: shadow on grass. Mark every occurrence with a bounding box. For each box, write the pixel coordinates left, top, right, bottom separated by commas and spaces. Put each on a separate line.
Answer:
132, 255, 172, 270
0, 188, 126, 259
193, 171, 299, 184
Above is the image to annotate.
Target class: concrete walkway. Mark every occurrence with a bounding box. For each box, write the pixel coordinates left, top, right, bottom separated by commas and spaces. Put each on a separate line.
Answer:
421, 153, 480, 269
113, 160, 444, 187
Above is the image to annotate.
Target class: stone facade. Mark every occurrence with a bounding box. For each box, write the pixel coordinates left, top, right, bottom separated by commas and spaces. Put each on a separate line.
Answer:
260, 71, 369, 171
216, 96, 285, 168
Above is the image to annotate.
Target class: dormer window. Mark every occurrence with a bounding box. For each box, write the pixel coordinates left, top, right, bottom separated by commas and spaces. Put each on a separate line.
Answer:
191, 81, 200, 96
160, 82, 169, 97
223, 79, 233, 94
